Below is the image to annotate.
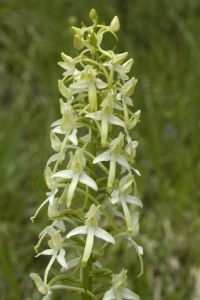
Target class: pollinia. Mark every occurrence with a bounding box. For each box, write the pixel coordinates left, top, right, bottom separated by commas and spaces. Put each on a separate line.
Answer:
30, 9, 143, 300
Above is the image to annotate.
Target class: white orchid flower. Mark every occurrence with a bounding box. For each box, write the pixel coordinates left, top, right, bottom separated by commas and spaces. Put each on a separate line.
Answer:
34, 220, 65, 253
103, 269, 139, 300
36, 228, 68, 283
125, 136, 138, 160
51, 99, 78, 145
93, 133, 130, 191
116, 77, 137, 107
125, 110, 141, 131
86, 92, 124, 147
111, 174, 142, 232
67, 204, 115, 265
58, 52, 78, 77
104, 52, 133, 81
52, 149, 98, 207
70, 65, 107, 111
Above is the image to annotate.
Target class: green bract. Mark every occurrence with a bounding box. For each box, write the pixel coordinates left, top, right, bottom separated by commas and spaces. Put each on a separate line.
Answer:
31, 9, 142, 300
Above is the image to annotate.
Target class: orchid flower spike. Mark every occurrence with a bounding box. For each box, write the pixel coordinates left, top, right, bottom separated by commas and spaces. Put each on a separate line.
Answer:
31, 9, 142, 300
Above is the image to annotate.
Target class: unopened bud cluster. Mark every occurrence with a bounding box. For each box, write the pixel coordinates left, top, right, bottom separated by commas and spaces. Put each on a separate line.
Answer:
31, 9, 142, 300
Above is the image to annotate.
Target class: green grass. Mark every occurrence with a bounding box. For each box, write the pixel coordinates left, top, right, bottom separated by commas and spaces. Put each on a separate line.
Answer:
0, 0, 200, 299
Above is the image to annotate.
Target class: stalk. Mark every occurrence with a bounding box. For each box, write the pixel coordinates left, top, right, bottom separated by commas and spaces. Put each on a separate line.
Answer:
81, 256, 92, 300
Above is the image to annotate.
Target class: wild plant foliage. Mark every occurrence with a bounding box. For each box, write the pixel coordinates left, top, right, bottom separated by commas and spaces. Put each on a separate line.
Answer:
30, 9, 142, 300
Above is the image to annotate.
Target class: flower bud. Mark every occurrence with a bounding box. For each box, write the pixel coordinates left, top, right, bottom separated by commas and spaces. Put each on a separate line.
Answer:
89, 8, 98, 22
73, 34, 84, 50
112, 52, 128, 64
122, 77, 138, 97
110, 16, 120, 32
61, 52, 74, 66
71, 26, 83, 36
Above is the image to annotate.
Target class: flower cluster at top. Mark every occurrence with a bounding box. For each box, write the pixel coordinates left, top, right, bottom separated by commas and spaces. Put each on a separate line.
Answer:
30, 9, 142, 300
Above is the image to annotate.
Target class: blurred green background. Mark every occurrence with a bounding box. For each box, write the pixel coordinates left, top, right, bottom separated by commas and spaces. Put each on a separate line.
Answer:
0, 0, 200, 299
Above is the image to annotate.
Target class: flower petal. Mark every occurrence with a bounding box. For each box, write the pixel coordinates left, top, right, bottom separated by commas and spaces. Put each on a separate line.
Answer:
132, 212, 140, 236
47, 154, 60, 166
102, 288, 115, 300
121, 288, 140, 300
57, 249, 68, 269
82, 226, 95, 264
96, 78, 107, 89
66, 172, 80, 207
126, 196, 143, 208
58, 80, 71, 99
93, 150, 110, 164
79, 173, 98, 190
52, 170, 74, 179
85, 111, 103, 121
121, 78, 137, 97
46, 188, 58, 206
68, 128, 78, 145
67, 225, 88, 238
95, 227, 115, 244
54, 220, 65, 232
128, 237, 143, 256
122, 200, 133, 232
70, 80, 88, 91
36, 249, 54, 257
108, 115, 124, 127
132, 168, 141, 176
52, 126, 66, 134
51, 119, 61, 127
111, 189, 120, 204
67, 257, 81, 270
116, 154, 130, 170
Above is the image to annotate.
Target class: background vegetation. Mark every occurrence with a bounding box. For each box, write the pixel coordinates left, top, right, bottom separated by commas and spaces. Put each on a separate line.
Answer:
0, 0, 200, 299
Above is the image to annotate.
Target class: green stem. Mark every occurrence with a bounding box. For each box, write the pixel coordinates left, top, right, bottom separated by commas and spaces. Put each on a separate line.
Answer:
81, 256, 92, 300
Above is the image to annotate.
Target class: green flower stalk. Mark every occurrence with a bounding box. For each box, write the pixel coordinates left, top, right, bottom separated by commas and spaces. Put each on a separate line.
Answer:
31, 9, 143, 300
